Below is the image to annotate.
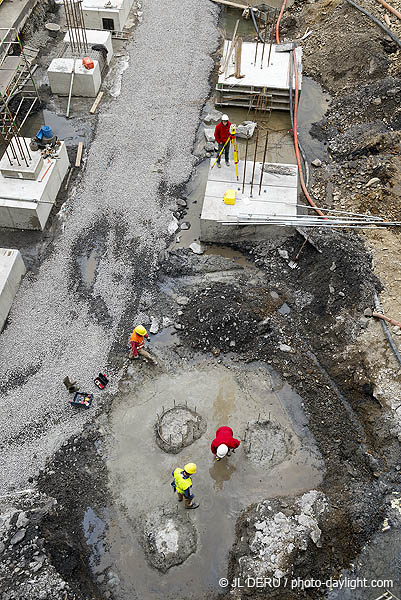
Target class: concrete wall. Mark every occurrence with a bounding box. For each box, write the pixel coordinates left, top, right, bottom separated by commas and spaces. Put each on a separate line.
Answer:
200, 220, 294, 243
0, 249, 26, 332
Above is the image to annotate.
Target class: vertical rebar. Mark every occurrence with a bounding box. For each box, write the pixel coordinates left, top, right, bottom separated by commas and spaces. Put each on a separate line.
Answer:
268, 10, 277, 67
4, 147, 13, 166
64, 0, 76, 52
242, 135, 249, 194
250, 129, 259, 197
254, 13, 260, 66
173, 399, 175, 407
72, 0, 84, 53
257, 412, 260, 423
77, 0, 88, 52
260, 20, 268, 68
258, 132, 268, 195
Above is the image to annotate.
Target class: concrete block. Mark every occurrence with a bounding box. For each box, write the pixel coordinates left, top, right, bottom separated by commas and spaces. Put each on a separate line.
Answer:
0, 146, 43, 181
82, 0, 134, 31
0, 141, 70, 230
0, 248, 26, 332
200, 159, 298, 243
47, 58, 101, 97
216, 41, 302, 111
64, 29, 114, 65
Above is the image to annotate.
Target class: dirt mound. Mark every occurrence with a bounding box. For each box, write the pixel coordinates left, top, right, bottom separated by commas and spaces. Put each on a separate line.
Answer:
179, 281, 269, 353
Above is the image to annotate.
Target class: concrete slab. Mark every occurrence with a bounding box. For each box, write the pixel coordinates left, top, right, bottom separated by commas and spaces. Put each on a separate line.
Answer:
82, 0, 134, 31
47, 57, 101, 97
200, 159, 298, 242
216, 41, 302, 111
63, 29, 114, 65
0, 141, 70, 230
0, 146, 43, 181
0, 248, 26, 332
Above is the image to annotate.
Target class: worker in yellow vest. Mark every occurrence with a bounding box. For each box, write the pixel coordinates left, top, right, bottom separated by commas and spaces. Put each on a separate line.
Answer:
171, 463, 199, 509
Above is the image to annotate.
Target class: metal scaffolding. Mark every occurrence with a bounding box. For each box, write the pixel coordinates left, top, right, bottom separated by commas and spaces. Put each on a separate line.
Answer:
0, 28, 40, 167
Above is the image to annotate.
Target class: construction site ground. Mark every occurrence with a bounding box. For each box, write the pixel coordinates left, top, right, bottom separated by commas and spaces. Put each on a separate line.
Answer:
1, 0, 401, 599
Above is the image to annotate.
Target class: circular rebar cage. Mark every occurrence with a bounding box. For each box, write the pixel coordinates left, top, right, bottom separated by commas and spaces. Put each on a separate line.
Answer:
156, 400, 207, 454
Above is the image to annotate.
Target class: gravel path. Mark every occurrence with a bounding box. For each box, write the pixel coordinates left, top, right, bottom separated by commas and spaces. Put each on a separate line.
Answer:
0, 0, 219, 494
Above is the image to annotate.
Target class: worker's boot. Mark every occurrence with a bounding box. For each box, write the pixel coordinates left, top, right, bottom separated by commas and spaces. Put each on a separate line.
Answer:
217, 162, 221, 168
186, 502, 200, 509
63, 376, 79, 393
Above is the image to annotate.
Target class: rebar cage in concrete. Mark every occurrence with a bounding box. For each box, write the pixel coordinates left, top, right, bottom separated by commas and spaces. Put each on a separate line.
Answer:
156, 400, 207, 454
0, 28, 40, 167
63, 0, 88, 54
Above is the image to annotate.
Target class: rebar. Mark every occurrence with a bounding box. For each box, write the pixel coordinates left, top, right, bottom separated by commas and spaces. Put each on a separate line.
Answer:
268, 10, 277, 67
242, 135, 249, 194
250, 129, 259, 197
258, 133, 268, 195
260, 20, 268, 68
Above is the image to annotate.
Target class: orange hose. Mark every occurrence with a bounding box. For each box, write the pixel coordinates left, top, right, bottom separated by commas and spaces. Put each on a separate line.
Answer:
372, 312, 401, 328
292, 51, 326, 218
376, 0, 401, 20
276, 0, 288, 43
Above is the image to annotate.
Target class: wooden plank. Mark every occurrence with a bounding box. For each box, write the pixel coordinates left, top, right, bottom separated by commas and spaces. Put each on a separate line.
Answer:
89, 91, 104, 114
75, 142, 84, 167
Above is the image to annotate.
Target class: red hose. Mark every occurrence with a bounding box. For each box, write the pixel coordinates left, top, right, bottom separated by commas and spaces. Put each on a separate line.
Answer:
276, 0, 288, 44
276, 0, 325, 218
292, 51, 326, 218
372, 312, 401, 328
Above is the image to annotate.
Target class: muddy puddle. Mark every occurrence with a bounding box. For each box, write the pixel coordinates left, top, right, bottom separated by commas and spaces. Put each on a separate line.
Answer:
20, 108, 91, 148
98, 361, 324, 599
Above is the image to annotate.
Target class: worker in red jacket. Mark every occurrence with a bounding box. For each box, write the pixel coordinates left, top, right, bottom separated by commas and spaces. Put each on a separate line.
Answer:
211, 426, 241, 460
214, 114, 231, 168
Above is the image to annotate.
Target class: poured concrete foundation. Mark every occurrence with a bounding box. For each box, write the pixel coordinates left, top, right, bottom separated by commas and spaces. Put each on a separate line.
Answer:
200, 159, 298, 242
0, 248, 26, 332
48, 58, 101, 97
0, 140, 70, 230
82, 0, 134, 31
63, 29, 114, 65
216, 42, 302, 111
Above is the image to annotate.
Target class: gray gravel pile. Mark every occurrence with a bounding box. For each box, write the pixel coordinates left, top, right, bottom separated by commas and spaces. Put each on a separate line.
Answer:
0, 0, 219, 494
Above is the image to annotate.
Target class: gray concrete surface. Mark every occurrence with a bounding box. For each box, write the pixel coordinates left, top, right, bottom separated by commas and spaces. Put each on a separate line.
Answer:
0, 0, 219, 494
0, 0, 39, 32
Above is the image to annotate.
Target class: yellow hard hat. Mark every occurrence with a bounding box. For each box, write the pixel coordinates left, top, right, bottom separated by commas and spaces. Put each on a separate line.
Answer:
184, 463, 197, 474
135, 325, 147, 336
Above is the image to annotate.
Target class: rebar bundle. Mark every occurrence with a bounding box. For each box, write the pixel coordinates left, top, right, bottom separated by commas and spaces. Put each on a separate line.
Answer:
63, 0, 88, 54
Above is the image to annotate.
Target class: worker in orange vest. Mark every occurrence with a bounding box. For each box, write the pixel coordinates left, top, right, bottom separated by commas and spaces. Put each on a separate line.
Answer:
129, 325, 157, 365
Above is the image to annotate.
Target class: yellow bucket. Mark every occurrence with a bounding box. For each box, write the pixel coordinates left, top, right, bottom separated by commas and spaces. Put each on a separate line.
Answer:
224, 189, 236, 205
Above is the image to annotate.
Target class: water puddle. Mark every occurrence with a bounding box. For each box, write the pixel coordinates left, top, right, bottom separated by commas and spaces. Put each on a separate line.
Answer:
21, 109, 91, 147
103, 361, 324, 599
77, 246, 102, 287
204, 244, 256, 268
83, 507, 107, 571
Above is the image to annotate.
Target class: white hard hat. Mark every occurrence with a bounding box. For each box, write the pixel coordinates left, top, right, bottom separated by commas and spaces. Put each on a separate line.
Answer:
221, 114, 229, 121
217, 444, 229, 458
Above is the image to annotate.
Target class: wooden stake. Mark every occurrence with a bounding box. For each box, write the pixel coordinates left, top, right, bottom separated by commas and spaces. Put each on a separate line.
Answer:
75, 141, 84, 167
89, 91, 104, 114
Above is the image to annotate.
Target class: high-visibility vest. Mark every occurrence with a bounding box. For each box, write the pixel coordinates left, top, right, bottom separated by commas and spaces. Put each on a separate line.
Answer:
130, 330, 145, 348
173, 468, 192, 495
